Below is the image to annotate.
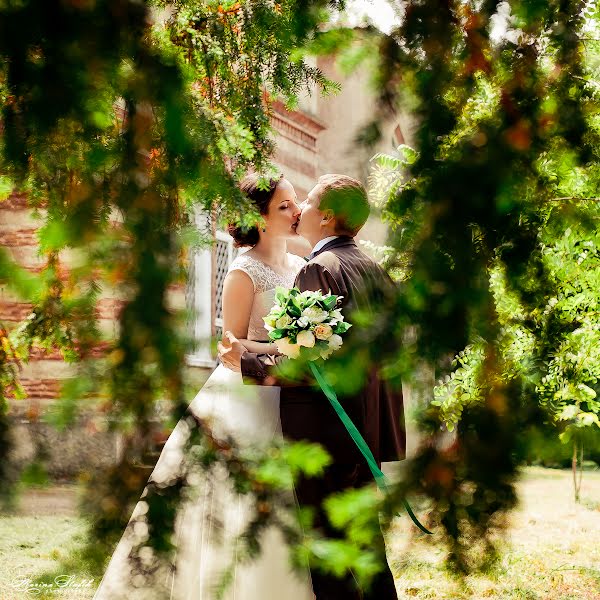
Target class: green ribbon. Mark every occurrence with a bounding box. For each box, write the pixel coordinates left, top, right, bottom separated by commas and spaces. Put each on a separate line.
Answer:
309, 361, 433, 535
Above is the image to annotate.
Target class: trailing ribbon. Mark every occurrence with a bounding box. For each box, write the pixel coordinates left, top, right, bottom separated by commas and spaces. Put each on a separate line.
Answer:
309, 361, 433, 535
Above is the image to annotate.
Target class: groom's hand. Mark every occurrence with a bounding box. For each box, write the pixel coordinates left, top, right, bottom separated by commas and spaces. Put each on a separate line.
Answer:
218, 331, 245, 373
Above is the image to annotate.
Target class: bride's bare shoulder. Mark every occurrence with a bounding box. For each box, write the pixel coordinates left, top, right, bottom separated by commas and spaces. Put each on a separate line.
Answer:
225, 258, 254, 282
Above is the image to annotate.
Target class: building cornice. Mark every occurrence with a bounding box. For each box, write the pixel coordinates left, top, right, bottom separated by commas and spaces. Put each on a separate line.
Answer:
271, 100, 326, 151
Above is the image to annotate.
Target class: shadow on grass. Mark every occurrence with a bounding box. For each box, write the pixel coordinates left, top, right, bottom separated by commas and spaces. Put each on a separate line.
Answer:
26, 526, 110, 599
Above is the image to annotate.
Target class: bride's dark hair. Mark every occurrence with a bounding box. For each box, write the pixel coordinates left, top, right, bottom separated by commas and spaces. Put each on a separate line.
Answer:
228, 172, 284, 247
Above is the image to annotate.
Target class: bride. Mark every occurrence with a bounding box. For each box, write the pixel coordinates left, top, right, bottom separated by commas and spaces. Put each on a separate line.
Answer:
93, 173, 314, 600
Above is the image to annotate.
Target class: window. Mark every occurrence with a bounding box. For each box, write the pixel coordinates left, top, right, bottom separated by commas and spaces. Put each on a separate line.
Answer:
213, 230, 237, 339
185, 211, 238, 368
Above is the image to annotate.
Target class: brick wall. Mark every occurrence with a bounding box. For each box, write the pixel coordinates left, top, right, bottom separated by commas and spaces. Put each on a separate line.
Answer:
0, 191, 191, 477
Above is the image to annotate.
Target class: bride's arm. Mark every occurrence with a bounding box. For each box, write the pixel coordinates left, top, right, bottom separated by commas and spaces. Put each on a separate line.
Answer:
237, 339, 279, 354
221, 269, 279, 356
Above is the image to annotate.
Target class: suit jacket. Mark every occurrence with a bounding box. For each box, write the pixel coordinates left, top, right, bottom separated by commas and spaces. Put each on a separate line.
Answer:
241, 236, 406, 466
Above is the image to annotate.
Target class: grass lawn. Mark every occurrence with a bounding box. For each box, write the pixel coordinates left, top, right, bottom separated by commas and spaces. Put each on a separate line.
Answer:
0, 485, 97, 599
389, 466, 600, 599
0, 467, 598, 599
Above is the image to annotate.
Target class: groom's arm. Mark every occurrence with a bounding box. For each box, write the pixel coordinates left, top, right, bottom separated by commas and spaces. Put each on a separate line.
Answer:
240, 261, 343, 386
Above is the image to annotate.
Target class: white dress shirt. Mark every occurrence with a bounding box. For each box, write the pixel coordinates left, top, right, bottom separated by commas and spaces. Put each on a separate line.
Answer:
310, 235, 340, 257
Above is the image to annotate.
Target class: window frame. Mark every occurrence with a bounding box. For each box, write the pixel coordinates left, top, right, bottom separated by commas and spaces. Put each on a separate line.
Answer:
185, 212, 237, 368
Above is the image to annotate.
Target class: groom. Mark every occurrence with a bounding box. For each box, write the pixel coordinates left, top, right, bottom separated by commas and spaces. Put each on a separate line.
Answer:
219, 174, 405, 600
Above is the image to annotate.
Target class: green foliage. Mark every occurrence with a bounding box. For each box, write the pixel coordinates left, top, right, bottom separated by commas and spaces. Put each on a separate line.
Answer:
432, 341, 486, 431
2, 0, 600, 589
365, 0, 600, 572
0, 0, 352, 592
19, 460, 50, 487
524, 423, 600, 468
430, 206, 600, 439
253, 440, 332, 488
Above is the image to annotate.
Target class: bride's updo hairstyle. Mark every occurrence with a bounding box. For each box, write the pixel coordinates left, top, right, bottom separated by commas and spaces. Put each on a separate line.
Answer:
228, 173, 284, 248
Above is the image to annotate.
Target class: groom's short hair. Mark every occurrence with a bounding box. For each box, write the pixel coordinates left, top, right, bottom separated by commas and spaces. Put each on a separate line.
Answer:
315, 174, 370, 236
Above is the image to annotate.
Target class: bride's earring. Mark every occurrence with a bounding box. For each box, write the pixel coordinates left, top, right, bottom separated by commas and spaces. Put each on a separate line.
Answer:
262, 227, 266, 233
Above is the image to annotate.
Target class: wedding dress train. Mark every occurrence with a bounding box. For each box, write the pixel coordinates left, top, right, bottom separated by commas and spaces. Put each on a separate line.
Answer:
93, 252, 313, 600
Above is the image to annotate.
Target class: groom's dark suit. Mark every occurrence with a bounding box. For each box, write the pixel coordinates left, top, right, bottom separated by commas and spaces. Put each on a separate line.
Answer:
241, 236, 405, 600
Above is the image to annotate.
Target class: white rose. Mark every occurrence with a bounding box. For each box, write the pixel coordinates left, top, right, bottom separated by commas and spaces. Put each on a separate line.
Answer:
275, 314, 292, 329
331, 309, 344, 321
275, 337, 301, 359
301, 306, 329, 324
314, 324, 333, 340
296, 316, 309, 328
327, 334, 343, 352
263, 314, 277, 328
297, 330, 316, 348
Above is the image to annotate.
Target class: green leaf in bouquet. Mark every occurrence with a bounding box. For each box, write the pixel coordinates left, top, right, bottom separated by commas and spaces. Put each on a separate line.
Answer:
299, 290, 318, 304
288, 297, 302, 317
334, 322, 352, 334
275, 286, 288, 305
313, 341, 329, 358
322, 295, 338, 311
268, 328, 287, 340
298, 345, 317, 362
263, 314, 277, 328
301, 298, 317, 311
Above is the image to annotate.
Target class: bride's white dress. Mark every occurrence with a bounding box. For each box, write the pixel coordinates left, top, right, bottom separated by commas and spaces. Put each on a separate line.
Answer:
93, 252, 313, 600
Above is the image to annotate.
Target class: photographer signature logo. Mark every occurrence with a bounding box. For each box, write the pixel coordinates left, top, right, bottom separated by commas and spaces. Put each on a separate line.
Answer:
6, 575, 95, 595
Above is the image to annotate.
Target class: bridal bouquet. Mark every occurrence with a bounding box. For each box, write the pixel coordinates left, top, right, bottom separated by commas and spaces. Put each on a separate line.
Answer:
263, 287, 351, 360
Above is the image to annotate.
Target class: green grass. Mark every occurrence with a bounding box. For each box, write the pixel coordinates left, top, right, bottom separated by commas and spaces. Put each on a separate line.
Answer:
389, 467, 600, 599
0, 513, 96, 599
0, 467, 599, 599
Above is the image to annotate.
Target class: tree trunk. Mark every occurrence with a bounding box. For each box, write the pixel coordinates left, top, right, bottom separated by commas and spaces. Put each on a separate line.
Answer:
572, 440, 584, 503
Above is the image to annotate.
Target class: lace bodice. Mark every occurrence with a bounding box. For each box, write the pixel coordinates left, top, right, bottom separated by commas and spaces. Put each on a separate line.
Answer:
227, 252, 306, 342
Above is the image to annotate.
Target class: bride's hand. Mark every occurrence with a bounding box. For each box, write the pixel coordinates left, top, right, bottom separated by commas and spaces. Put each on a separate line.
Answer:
218, 331, 245, 372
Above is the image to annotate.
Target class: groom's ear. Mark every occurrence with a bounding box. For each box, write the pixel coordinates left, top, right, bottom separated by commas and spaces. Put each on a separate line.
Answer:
321, 209, 335, 225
